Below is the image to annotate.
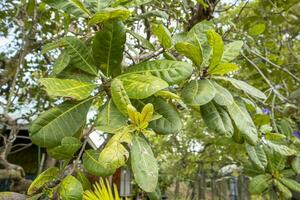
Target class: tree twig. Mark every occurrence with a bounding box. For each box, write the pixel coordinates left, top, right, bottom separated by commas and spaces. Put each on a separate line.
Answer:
241, 51, 288, 102
249, 49, 300, 83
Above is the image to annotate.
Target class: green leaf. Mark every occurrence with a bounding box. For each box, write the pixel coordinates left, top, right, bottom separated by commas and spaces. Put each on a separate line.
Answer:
85, 0, 110, 11
126, 60, 193, 84
181, 79, 216, 106
274, 180, 292, 199
30, 98, 92, 147
292, 156, 300, 174
98, 131, 131, 170
245, 143, 267, 171
223, 77, 267, 100
175, 41, 203, 68
151, 23, 172, 49
99, 141, 129, 170
127, 29, 155, 51
131, 135, 158, 192
123, 0, 152, 7
148, 97, 182, 135
265, 149, 287, 172
93, 21, 125, 77
265, 132, 286, 141
28, 167, 59, 195
53, 51, 70, 74
95, 100, 128, 133
188, 20, 213, 42
264, 140, 296, 156
39, 78, 96, 100
57, 68, 96, 83
206, 30, 224, 68
280, 178, 300, 193
226, 101, 258, 145
209, 63, 240, 75
44, 0, 90, 17
88, 7, 131, 25
221, 41, 243, 63
75, 171, 91, 190
248, 23, 266, 36
200, 102, 233, 137
111, 78, 131, 116
41, 40, 67, 54
59, 175, 83, 200
163, 52, 177, 60
63, 37, 98, 76
83, 149, 115, 177
47, 137, 81, 160
248, 174, 272, 194
154, 90, 180, 100
118, 73, 168, 99
212, 81, 233, 106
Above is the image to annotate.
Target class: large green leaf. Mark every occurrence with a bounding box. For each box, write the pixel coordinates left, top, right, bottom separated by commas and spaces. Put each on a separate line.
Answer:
188, 20, 213, 42
57, 68, 96, 83
206, 30, 224, 68
274, 180, 292, 199
118, 73, 168, 99
248, 174, 272, 194
93, 21, 125, 76
29, 98, 92, 147
264, 140, 296, 156
39, 78, 96, 100
47, 137, 81, 160
88, 7, 131, 25
99, 141, 128, 170
181, 79, 216, 106
147, 97, 182, 134
212, 81, 233, 106
131, 135, 158, 192
208, 63, 240, 75
98, 130, 131, 171
221, 41, 243, 63
63, 37, 98, 76
245, 143, 267, 171
226, 101, 258, 145
126, 60, 193, 84
44, 0, 90, 17
111, 78, 131, 116
127, 29, 155, 51
53, 51, 70, 74
151, 23, 172, 49
200, 102, 233, 137
175, 41, 203, 68
27, 167, 59, 195
95, 100, 128, 133
224, 77, 267, 100
83, 149, 115, 177
59, 175, 83, 200
265, 149, 287, 172
280, 178, 300, 193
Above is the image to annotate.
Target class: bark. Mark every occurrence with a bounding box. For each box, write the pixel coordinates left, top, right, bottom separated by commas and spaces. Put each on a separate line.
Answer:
187, 0, 219, 31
